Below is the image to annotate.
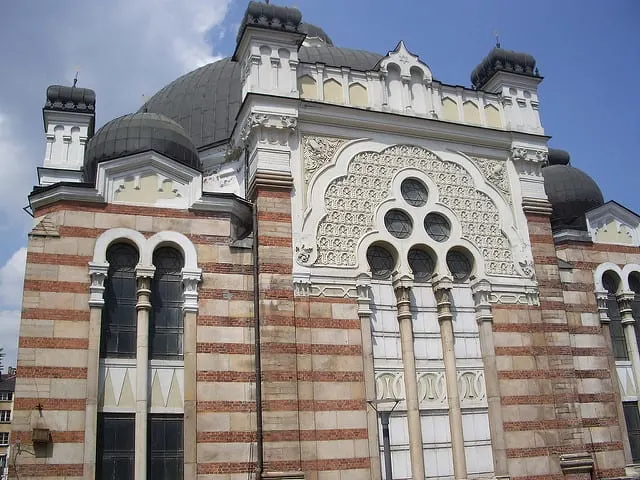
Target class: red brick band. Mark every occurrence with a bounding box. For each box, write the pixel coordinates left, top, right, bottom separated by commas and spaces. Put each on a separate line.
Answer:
17, 366, 87, 379
9, 464, 84, 477
19, 337, 89, 350
14, 398, 86, 411
23, 279, 87, 293
22, 308, 90, 322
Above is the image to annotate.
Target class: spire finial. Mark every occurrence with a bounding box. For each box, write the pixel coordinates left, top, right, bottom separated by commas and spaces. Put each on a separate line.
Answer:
72, 66, 81, 88
493, 30, 501, 49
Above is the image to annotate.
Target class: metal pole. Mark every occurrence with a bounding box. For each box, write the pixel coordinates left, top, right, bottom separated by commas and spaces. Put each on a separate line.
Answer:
380, 411, 393, 480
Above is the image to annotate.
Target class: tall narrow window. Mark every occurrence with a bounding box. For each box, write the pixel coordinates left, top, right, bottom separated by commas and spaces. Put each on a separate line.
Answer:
101, 243, 139, 358
148, 415, 184, 480
150, 247, 184, 359
630, 273, 640, 350
624, 402, 640, 462
603, 272, 627, 360
97, 413, 135, 480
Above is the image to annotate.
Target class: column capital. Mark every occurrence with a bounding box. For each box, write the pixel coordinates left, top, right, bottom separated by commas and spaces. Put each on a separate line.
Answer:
471, 279, 493, 323
433, 275, 453, 323
594, 290, 610, 324
356, 273, 372, 317
182, 268, 202, 313
135, 265, 155, 310
392, 270, 413, 292
135, 264, 156, 279
617, 290, 635, 322
88, 262, 109, 307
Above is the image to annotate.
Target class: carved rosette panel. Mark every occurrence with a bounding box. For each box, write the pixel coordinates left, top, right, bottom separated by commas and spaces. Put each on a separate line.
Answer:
315, 144, 516, 276
469, 156, 511, 204
302, 135, 348, 184
375, 369, 486, 408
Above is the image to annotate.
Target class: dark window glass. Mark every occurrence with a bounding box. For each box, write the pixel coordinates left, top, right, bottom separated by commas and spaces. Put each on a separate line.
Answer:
630, 274, 640, 351
624, 402, 640, 462
97, 414, 135, 480
400, 178, 428, 207
604, 272, 628, 360
424, 213, 451, 242
384, 209, 413, 239
366, 245, 394, 280
148, 415, 184, 480
408, 248, 435, 282
446, 250, 473, 281
150, 248, 184, 359
101, 244, 139, 358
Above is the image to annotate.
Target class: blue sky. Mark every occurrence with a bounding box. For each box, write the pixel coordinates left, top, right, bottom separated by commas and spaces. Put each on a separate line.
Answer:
0, 0, 637, 368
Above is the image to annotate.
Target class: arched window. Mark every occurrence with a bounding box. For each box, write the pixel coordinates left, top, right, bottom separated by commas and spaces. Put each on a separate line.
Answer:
603, 271, 627, 360
630, 273, 640, 349
101, 243, 139, 358
150, 247, 184, 359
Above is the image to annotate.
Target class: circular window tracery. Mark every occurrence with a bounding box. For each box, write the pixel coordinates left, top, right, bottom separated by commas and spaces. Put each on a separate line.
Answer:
384, 209, 413, 239
366, 245, 395, 280
401, 178, 428, 207
424, 213, 451, 242
446, 249, 473, 281
408, 248, 435, 282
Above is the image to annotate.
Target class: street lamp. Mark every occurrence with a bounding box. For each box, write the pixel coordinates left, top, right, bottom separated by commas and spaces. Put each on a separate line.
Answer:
367, 398, 403, 480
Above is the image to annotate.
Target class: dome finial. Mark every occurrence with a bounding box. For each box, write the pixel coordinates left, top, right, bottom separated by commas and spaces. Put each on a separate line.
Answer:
493, 30, 501, 49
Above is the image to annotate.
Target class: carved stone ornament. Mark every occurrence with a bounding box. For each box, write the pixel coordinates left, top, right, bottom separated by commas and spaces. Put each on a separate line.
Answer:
511, 146, 548, 177
239, 112, 298, 145
314, 144, 517, 276
302, 135, 349, 184
182, 268, 202, 313
88, 262, 109, 307
469, 156, 511, 203
295, 243, 314, 265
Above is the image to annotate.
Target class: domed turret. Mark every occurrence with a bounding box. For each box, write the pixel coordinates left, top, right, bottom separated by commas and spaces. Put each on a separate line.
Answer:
299, 22, 333, 45
83, 112, 201, 181
542, 149, 604, 231
471, 47, 538, 90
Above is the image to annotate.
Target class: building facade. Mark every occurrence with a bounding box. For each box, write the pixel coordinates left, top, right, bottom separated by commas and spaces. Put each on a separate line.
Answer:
9, 1, 640, 479
1, 369, 16, 480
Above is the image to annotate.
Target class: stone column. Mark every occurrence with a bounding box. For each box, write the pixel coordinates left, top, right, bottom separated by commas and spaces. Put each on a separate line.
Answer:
618, 290, 640, 403
596, 290, 633, 462
356, 274, 382, 480
392, 273, 425, 480
135, 266, 154, 480
433, 277, 467, 480
182, 268, 201, 480
471, 279, 507, 477
83, 263, 108, 480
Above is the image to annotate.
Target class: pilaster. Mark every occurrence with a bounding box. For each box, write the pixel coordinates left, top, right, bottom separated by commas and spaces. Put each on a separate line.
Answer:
84, 263, 109, 480
392, 272, 425, 480
511, 144, 550, 215
134, 265, 154, 480
471, 279, 507, 477
433, 276, 467, 480
356, 273, 382, 480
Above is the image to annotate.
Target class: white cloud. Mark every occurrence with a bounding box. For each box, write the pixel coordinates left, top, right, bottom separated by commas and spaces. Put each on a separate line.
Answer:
0, 247, 27, 309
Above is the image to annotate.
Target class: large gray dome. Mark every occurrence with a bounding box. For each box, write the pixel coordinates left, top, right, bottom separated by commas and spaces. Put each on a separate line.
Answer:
84, 112, 201, 181
543, 163, 604, 232
140, 45, 382, 149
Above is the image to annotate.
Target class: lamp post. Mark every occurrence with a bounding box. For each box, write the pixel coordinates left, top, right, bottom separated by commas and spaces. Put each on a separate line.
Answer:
368, 398, 403, 480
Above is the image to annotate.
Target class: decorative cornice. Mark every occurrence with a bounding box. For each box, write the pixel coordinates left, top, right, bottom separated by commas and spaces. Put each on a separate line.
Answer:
522, 198, 553, 215
88, 262, 109, 307
248, 170, 294, 199
511, 145, 547, 177
29, 185, 104, 212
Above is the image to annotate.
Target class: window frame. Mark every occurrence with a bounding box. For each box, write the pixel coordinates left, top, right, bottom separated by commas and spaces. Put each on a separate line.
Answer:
0, 432, 8, 446
0, 392, 12, 402
624, 401, 640, 462
150, 247, 185, 360
0, 410, 10, 423
96, 413, 135, 480
100, 243, 139, 359
148, 414, 184, 480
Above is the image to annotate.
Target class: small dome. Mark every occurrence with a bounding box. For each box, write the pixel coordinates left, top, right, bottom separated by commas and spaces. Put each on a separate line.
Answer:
45, 85, 95, 112
547, 148, 570, 166
543, 163, 604, 231
299, 22, 333, 45
471, 47, 538, 89
84, 112, 200, 181
236, 1, 302, 44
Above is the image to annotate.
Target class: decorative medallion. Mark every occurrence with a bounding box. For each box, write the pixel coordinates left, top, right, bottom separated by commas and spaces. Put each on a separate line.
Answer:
469, 156, 511, 203
314, 144, 517, 276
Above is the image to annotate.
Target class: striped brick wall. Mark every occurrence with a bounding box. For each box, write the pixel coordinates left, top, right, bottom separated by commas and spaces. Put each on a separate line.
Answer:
489, 212, 628, 480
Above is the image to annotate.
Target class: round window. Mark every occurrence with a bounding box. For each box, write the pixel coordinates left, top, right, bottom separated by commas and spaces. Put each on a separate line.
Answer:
366, 245, 395, 279
424, 213, 451, 242
401, 178, 428, 207
408, 248, 435, 282
384, 209, 413, 239
446, 249, 473, 281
